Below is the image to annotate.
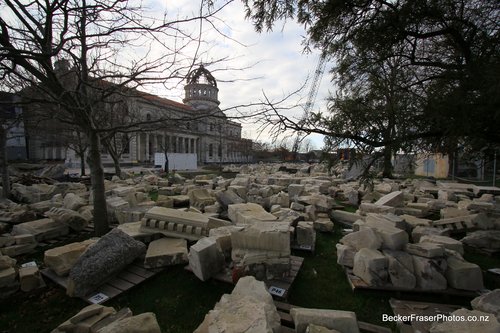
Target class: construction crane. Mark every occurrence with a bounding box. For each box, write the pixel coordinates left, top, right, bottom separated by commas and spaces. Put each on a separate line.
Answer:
304, 53, 327, 117
292, 53, 327, 158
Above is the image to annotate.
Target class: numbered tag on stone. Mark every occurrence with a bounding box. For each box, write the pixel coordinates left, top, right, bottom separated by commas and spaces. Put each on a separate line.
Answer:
21, 261, 37, 268
88, 292, 109, 304
268, 286, 285, 297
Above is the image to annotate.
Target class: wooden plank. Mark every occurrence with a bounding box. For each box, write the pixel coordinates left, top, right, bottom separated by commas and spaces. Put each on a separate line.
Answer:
42, 260, 160, 304
117, 270, 145, 285
126, 264, 156, 278
107, 277, 135, 291
94, 284, 121, 299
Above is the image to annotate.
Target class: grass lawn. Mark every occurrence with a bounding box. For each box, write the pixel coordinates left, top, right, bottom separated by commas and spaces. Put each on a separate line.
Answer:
1, 223, 499, 332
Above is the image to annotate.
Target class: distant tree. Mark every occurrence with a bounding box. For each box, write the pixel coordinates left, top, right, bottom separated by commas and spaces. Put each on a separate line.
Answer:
243, 0, 500, 169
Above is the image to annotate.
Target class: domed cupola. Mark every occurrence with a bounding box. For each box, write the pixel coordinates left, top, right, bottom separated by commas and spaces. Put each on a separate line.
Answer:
183, 64, 220, 110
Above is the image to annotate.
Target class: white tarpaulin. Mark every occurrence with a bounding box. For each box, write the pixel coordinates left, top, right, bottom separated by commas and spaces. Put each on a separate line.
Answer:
154, 153, 197, 170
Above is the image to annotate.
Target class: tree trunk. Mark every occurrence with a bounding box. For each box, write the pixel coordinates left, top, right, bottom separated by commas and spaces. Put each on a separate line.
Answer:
109, 150, 122, 179
164, 152, 169, 174
0, 128, 10, 198
87, 130, 109, 236
78, 151, 86, 176
382, 147, 393, 178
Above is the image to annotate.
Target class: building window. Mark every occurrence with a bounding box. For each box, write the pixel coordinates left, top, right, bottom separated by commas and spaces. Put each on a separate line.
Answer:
218, 144, 222, 157
210, 123, 214, 132
146, 113, 151, 121
209, 144, 213, 157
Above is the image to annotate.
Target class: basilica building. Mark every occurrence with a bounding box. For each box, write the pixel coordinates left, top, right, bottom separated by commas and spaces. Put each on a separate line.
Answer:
30, 64, 252, 169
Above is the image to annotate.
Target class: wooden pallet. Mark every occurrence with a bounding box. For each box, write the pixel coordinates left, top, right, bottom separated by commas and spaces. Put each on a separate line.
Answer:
389, 298, 462, 333
41, 260, 160, 304
275, 300, 392, 333
187, 256, 304, 301
345, 268, 480, 297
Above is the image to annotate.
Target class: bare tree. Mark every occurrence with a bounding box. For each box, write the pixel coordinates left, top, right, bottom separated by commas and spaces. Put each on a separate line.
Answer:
0, 0, 236, 235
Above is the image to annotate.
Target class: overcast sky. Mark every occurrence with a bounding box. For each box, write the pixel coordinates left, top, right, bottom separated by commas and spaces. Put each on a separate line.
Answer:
153, 0, 332, 150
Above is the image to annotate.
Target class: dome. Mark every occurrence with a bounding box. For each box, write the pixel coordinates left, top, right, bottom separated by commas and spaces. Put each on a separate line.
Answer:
183, 64, 220, 108
186, 64, 217, 87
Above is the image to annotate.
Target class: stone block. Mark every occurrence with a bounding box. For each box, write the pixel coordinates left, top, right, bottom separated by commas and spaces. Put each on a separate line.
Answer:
296, 221, 316, 247
19, 266, 44, 292
364, 218, 408, 250
1, 243, 37, 256
11, 218, 69, 242
44, 239, 98, 276
144, 238, 188, 268
227, 203, 277, 225
471, 289, 500, 320
44, 207, 88, 231
231, 221, 291, 255
0, 235, 15, 248
420, 235, 464, 255
155, 195, 174, 208
359, 203, 396, 215
382, 250, 416, 289
440, 207, 471, 219
67, 229, 146, 297
290, 307, 360, 333
14, 234, 35, 245
331, 210, 362, 225
188, 188, 216, 210
406, 242, 445, 258
55, 304, 117, 333
140, 207, 209, 241
208, 226, 243, 258
188, 237, 224, 281
0, 267, 16, 287
313, 216, 334, 232
336, 244, 356, 267
306, 324, 341, 333
63, 193, 87, 211
340, 228, 382, 251
412, 255, 447, 290
353, 248, 388, 286
411, 226, 450, 243
429, 308, 500, 333
194, 276, 281, 333
98, 312, 161, 333
445, 257, 483, 291
374, 191, 404, 207
461, 230, 500, 250
288, 184, 305, 199
366, 213, 407, 231
0, 255, 16, 270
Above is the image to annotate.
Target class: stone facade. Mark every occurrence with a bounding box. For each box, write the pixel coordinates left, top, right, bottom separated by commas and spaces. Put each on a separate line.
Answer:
24, 64, 252, 167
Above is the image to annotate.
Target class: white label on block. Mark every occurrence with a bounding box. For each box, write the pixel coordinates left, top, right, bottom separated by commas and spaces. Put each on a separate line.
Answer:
299, 245, 312, 250
268, 286, 286, 297
88, 292, 109, 304
21, 261, 37, 268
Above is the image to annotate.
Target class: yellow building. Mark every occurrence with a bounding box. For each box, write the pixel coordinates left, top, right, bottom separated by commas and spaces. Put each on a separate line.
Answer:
415, 154, 449, 178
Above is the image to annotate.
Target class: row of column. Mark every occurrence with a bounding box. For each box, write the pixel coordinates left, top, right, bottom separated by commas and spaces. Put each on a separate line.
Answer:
136, 133, 198, 162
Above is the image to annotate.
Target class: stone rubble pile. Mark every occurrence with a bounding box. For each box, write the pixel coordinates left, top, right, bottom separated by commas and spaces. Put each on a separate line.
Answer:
332, 177, 500, 291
